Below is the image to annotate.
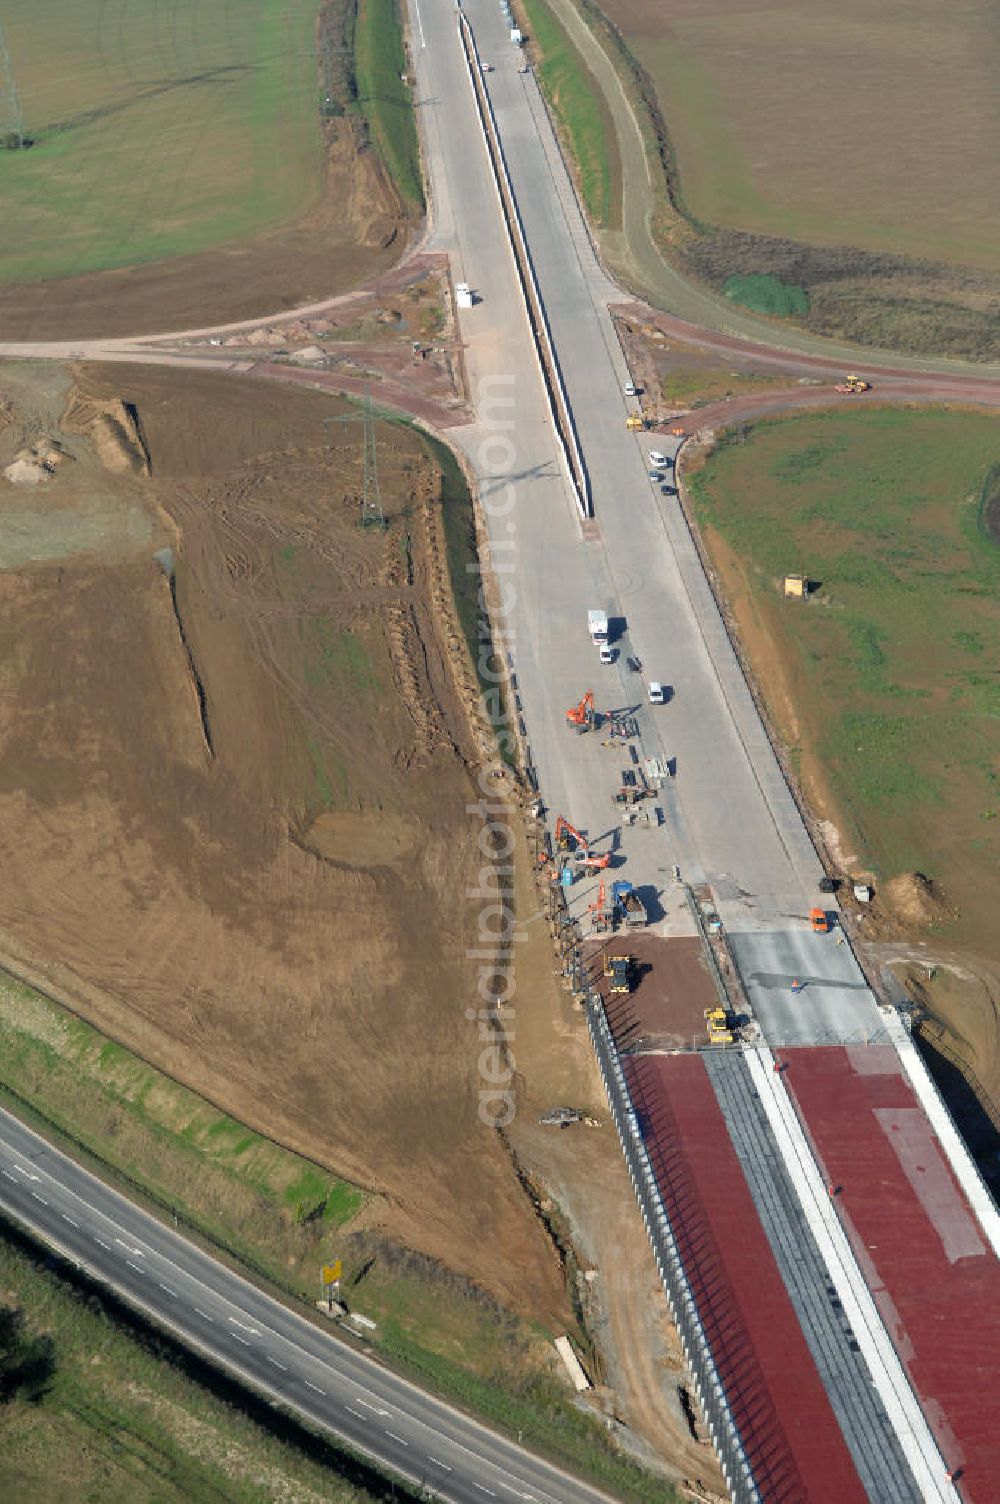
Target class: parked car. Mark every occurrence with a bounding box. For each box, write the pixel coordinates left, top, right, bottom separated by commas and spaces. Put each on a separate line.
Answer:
599, 645, 615, 665
624, 381, 641, 397
648, 450, 669, 467
648, 681, 665, 704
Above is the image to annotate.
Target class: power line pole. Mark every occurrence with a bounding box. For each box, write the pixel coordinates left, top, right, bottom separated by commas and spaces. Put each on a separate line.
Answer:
323, 392, 388, 531
0, 21, 25, 151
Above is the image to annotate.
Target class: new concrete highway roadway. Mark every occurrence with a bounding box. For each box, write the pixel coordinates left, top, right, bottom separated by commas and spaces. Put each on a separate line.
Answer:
416, 0, 885, 1046
0, 1102, 623, 1504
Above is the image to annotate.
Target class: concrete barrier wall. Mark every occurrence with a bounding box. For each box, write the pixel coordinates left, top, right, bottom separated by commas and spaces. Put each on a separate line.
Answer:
457, 17, 591, 519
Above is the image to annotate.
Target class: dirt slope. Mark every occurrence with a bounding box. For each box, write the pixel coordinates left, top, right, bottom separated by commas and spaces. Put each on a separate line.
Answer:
0, 362, 567, 1325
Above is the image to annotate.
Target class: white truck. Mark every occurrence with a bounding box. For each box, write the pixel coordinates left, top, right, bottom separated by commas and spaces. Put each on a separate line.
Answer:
587, 609, 608, 645
510, 27, 523, 44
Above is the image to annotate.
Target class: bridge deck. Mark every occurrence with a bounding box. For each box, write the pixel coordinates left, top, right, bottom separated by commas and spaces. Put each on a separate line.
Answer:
785, 1045, 1000, 1499
625, 1053, 867, 1502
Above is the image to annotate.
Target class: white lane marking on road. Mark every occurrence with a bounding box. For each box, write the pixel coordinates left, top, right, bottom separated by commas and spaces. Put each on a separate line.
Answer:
232, 1334, 251, 1346
1, 1169, 16, 1181
384, 1431, 408, 1446
126, 1260, 144, 1274
12, 1164, 39, 1180
411, 0, 426, 48
115, 1238, 143, 1256
94, 1236, 111, 1250
228, 1316, 260, 1335
158, 1283, 178, 1298
193, 1308, 214, 1322
345, 1405, 367, 1420
61, 1213, 79, 1227
31, 1191, 48, 1204
427, 1456, 452, 1471
354, 1397, 390, 1415
304, 1380, 326, 1395
473, 1486, 496, 1497
267, 1355, 287, 1371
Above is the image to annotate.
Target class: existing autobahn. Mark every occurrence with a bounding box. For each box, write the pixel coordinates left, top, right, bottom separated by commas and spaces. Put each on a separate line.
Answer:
0, 1102, 629, 1504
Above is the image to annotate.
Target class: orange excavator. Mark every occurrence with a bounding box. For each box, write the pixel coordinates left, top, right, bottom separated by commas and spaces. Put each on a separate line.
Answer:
554, 814, 612, 870
566, 690, 597, 734
555, 815, 585, 852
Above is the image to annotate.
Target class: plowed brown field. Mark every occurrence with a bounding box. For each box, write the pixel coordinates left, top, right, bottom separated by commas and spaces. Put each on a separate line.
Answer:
0, 361, 567, 1324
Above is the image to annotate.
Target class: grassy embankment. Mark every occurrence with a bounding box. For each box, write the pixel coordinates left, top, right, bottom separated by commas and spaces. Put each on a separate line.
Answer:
572, 0, 999, 357
354, 0, 424, 209
0, 1227, 413, 1504
517, 0, 621, 229
686, 408, 1000, 951
0, 0, 324, 284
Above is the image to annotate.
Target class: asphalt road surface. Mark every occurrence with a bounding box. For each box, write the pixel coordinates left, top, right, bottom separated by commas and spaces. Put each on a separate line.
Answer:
0, 1105, 619, 1504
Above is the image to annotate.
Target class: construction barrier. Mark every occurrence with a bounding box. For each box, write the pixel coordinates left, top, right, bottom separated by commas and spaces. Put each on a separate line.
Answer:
457, 17, 591, 520
586, 995, 761, 1503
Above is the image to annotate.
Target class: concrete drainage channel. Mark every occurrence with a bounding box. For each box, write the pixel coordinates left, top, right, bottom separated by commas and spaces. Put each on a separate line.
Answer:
457, 14, 591, 520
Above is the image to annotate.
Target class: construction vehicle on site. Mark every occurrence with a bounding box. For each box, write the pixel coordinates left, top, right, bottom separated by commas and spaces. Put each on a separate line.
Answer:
625, 414, 645, 432
566, 690, 597, 734
705, 1006, 734, 1044
604, 954, 634, 995
555, 815, 584, 852
835, 373, 872, 395
612, 879, 647, 928
554, 814, 612, 870
589, 878, 611, 934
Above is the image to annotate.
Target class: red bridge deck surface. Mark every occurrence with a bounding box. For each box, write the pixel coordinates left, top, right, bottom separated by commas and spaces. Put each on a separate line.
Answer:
785, 1045, 1000, 1499
624, 1053, 866, 1503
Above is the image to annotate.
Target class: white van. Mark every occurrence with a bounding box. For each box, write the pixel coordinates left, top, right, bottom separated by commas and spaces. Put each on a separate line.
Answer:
648, 681, 665, 704
599, 645, 615, 665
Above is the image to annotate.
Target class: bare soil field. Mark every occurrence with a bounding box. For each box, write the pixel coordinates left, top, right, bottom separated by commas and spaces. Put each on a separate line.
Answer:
595, 0, 998, 272
0, 360, 566, 1324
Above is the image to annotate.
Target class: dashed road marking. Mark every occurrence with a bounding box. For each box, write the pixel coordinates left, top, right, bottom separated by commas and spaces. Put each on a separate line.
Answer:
228, 1315, 260, 1335
194, 1308, 214, 1322
126, 1260, 144, 1274
427, 1456, 452, 1471
232, 1334, 251, 1346
345, 1405, 367, 1420
355, 1397, 390, 1415
267, 1355, 287, 1371
385, 1431, 408, 1446
115, 1238, 143, 1257
473, 1487, 496, 1497
61, 1213, 79, 1227
158, 1283, 178, 1298
304, 1380, 326, 1395
31, 1192, 48, 1204
94, 1236, 111, 1250
1, 1169, 16, 1181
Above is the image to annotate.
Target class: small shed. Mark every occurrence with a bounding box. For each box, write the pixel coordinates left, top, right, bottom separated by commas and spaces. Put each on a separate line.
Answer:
783, 573, 807, 599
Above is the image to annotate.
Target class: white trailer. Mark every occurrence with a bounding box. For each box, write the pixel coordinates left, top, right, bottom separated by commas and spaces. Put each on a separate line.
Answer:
587, 609, 608, 644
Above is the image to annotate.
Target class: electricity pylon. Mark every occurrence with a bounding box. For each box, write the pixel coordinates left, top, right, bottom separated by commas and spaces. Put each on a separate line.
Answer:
0, 21, 25, 150
324, 393, 393, 530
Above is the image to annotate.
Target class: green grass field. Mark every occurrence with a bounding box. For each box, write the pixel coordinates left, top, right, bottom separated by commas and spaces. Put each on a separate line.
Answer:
0, 0, 325, 285
354, 0, 424, 208
600, 0, 999, 273
519, 0, 620, 229
687, 409, 1000, 950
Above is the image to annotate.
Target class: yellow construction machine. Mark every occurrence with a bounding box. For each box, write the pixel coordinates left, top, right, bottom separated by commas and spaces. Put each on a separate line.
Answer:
705, 1006, 734, 1045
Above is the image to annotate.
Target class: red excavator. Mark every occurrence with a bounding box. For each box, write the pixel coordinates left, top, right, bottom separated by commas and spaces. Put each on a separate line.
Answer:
588, 878, 611, 933
555, 814, 612, 870
566, 690, 597, 734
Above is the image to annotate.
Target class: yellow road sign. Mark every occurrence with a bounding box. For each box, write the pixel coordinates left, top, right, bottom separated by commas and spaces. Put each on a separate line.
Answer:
322, 1260, 343, 1285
